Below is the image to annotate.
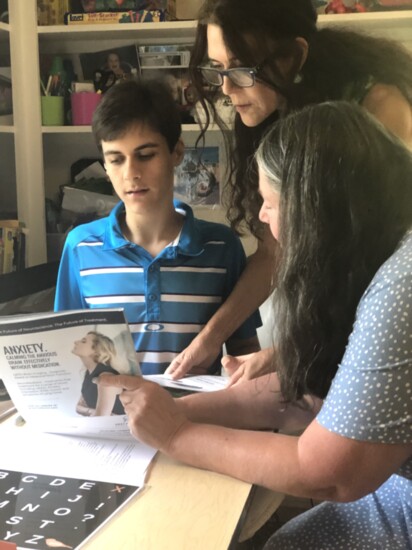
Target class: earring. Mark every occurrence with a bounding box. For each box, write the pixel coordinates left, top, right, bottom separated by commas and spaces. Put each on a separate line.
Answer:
293, 72, 303, 84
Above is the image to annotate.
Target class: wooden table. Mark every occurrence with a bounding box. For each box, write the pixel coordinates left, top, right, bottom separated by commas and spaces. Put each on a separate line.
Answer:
0, 410, 284, 550
84, 453, 284, 550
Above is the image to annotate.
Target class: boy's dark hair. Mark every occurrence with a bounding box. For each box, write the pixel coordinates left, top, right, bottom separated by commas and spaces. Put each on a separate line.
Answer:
92, 78, 182, 153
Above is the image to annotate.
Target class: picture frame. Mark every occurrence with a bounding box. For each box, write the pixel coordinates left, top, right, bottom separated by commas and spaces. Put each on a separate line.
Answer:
79, 45, 140, 82
138, 44, 197, 124
174, 147, 220, 207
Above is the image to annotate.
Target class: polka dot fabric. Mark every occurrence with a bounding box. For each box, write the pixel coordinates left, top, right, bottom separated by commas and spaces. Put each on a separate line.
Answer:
265, 231, 412, 549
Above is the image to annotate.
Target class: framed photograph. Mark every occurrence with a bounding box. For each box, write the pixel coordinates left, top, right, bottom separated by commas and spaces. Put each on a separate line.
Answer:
174, 147, 220, 207
79, 45, 140, 82
138, 44, 197, 124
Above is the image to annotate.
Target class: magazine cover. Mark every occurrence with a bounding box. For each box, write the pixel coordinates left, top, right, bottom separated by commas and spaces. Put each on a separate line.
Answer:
174, 146, 220, 206
0, 469, 141, 550
0, 309, 140, 439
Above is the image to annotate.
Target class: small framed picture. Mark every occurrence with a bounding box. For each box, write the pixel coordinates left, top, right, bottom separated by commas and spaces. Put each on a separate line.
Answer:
79, 45, 140, 82
138, 44, 197, 124
174, 147, 220, 207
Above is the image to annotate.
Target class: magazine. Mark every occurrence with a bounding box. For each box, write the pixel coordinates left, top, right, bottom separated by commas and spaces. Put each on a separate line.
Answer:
0, 308, 227, 434
0, 309, 141, 440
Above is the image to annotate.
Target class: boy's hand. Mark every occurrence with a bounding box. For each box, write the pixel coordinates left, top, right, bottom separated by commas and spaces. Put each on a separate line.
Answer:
165, 332, 222, 379
223, 348, 277, 387
96, 374, 190, 453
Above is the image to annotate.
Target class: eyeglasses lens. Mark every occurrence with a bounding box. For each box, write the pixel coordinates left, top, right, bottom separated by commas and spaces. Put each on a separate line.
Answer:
200, 68, 254, 88
200, 68, 223, 86
230, 70, 254, 87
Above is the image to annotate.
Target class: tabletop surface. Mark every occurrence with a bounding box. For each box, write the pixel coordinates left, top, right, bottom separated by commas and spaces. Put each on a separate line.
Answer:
0, 407, 284, 550
84, 452, 253, 550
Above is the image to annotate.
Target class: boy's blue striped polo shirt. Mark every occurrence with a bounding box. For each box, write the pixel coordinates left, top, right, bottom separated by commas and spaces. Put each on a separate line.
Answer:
54, 200, 261, 374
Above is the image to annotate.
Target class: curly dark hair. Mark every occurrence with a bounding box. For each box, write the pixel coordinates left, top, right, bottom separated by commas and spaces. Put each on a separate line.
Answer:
190, 0, 412, 238
256, 101, 412, 401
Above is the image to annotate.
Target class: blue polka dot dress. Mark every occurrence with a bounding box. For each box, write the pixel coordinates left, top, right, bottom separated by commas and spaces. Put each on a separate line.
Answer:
265, 231, 412, 549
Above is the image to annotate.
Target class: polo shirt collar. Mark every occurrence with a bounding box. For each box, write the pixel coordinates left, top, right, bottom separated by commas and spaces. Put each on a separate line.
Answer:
103, 201, 128, 250
173, 200, 204, 256
103, 200, 204, 257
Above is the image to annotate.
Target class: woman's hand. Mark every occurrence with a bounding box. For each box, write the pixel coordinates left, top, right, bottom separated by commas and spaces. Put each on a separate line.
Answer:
165, 331, 222, 379
223, 347, 277, 387
96, 374, 190, 452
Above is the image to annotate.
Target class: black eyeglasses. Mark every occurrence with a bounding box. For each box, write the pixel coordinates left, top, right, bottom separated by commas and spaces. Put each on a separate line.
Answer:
197, 63, 265, 88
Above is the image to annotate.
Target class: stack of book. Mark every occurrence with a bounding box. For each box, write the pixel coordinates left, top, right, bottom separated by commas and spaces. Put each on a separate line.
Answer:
0, 219, 25, 275
64, 0, 173, 25
64, 9, 168, 24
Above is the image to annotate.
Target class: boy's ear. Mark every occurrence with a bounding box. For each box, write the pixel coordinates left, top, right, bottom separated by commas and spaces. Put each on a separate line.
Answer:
173, 138, 185, 167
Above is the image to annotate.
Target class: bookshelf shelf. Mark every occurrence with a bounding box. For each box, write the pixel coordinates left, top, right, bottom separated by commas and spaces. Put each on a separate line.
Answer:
0, 21, 9, 34
0, 125, 14, 133
40, 123, 218, 134
38, 20, 197, 43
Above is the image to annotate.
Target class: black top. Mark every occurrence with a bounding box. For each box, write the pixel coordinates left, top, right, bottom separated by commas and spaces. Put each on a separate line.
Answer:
81, 363, 124, 415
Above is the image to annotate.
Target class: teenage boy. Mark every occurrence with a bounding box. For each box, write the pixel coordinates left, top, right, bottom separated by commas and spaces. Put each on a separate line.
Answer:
54, 79, 261, 374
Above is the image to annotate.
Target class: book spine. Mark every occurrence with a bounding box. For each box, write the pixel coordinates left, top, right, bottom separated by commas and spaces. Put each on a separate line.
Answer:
64, 10, 167, 25
2, 226, 18, 274
0, 221, 25, 274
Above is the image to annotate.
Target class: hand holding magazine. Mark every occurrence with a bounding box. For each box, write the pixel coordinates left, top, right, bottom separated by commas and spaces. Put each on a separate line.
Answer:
0, 308, 227, 438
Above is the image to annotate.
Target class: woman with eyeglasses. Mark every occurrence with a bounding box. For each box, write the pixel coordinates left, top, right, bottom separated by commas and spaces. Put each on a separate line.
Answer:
97, 101, 412, 548
166, 0, 412, 384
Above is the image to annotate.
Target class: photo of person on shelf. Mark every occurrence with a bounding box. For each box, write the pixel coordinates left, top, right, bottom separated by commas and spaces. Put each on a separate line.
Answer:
165, 0, 412, 384
72, 331, 123, 416
97, 100, 412, 549
54, 78, 261, 375
103, 51, 132, 81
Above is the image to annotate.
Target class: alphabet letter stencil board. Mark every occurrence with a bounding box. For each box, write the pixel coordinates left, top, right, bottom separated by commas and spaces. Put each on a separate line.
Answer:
0, 470, 140, 549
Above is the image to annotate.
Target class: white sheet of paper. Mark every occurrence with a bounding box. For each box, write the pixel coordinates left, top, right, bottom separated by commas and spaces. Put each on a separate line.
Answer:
144, 374, 228, 392
0, 422, 157, 486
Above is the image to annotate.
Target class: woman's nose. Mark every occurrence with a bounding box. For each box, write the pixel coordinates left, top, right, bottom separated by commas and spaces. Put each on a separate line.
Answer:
221, 74, 236, 96
258, 206, 267, 224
